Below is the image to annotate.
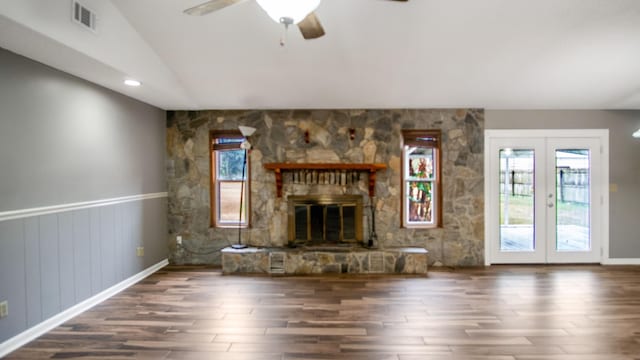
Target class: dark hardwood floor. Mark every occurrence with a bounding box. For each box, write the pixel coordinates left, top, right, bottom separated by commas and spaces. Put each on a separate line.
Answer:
6, 265, 640, 359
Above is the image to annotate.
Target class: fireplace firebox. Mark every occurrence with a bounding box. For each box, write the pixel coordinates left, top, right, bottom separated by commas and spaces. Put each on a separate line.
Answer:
288, 195, 363, 246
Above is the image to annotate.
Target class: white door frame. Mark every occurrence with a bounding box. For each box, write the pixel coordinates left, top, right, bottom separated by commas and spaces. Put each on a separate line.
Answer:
484, 129, 609, 265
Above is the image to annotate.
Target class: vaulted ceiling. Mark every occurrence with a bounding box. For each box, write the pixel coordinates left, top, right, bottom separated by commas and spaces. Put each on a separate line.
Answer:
1, 0, 639, 110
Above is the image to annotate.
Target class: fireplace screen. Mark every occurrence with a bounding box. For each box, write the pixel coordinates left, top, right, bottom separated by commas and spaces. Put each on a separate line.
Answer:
288, 195, 363, 245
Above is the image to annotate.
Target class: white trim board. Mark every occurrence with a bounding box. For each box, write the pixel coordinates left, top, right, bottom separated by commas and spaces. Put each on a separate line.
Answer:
603, 258, 640, 265
484, 129, 609, 138
0, 259, 169, 358
0, 192, 168, 222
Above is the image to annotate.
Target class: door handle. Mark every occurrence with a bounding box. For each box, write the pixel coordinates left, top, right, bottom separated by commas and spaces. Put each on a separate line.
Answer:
547, 202, 554, 208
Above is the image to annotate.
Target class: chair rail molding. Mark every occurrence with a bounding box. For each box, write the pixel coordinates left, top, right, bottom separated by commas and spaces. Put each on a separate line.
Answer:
0, 192, 168, 222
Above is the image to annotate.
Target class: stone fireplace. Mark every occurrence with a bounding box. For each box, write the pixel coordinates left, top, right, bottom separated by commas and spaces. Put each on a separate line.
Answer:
167, 109, 485, 269
288, 195, 363, 247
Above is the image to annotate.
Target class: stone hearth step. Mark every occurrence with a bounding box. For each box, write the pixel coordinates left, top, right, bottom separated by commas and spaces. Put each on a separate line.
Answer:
221, 246, 428, 275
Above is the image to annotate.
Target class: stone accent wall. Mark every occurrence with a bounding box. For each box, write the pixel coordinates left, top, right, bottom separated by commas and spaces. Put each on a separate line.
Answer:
166, 109, 484, 266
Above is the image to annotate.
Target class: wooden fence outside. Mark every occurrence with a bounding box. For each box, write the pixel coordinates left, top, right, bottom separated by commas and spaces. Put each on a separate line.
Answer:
499, 169, 589, 204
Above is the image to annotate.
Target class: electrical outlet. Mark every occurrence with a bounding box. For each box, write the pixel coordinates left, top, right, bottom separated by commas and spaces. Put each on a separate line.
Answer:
0, 300, 8, 318
176, 236, 182, 245
136, 246, 144, 257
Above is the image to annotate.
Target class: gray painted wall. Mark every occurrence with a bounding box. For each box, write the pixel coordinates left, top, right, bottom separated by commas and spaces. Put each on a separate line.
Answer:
486, 110, 640, 258
0, 47, 166, 212
0, 47, 168, 344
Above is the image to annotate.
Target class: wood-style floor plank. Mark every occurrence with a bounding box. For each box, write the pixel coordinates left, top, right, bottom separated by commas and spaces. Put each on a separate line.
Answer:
5, 265, 640, 359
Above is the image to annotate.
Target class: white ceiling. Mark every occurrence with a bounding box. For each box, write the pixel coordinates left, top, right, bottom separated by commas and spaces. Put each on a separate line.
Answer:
1, 0, 640, 110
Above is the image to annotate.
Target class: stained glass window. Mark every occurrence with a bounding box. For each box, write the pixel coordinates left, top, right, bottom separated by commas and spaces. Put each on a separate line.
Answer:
402, 130, 441, 228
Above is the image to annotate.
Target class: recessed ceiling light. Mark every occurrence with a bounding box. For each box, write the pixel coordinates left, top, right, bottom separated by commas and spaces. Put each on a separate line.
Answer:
124, 79, 141, 87
633, 129, 640, 138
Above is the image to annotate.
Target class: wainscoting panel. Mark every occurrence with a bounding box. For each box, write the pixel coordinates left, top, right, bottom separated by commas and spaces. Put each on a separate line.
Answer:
89, 208, 101, 296
39, 214, 61, 320
72, 210, 91, 306
24, 217, 41, 328
99, 205, 116, 291
0, 195, 168, 344
0, 221, 27, 342
58, 212, 75, 311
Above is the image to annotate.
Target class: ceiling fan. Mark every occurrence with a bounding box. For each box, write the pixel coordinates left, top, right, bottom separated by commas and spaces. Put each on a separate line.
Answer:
184, 0, 408, 44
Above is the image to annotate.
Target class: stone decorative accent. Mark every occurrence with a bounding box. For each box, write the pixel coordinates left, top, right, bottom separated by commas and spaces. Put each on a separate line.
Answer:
167, 109, 484, 267
221, 247, 428, 275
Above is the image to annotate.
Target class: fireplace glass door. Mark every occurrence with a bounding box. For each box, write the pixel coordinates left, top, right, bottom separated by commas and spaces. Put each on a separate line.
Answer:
288, 195, 363, 246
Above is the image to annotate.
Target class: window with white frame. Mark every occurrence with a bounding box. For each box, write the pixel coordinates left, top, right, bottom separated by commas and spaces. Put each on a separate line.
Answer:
210, 131, 249, 228
402, 130, 442, 228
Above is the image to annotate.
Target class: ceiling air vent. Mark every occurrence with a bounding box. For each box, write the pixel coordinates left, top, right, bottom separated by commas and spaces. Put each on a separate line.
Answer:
72, 1, 97, 32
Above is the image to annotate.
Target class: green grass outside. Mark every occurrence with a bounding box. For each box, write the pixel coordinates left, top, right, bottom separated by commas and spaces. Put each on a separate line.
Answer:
500, 195, 589, 226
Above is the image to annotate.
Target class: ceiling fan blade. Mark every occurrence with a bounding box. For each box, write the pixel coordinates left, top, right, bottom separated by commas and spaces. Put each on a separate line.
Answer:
298, 12, 325, 40
184, 0, 247, 16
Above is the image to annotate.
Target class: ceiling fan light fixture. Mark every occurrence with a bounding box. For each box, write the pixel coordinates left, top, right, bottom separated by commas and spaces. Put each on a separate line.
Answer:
255, 0, 320, 24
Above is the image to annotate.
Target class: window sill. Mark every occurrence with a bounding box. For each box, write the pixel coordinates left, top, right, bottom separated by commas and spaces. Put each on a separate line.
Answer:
212, 225, 249, 229
403, 224, 441, 230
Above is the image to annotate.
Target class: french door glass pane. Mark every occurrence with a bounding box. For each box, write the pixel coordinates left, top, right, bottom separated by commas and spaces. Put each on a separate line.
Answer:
555, 149, 590, 251
499, 149, 535, 251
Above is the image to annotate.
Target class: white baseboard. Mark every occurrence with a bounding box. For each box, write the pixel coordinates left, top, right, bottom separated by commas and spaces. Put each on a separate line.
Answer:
603, 258, 640, 265
0, 259, 168, 358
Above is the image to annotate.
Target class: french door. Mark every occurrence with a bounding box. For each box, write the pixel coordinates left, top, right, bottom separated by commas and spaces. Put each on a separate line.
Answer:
485, 130, 607, 264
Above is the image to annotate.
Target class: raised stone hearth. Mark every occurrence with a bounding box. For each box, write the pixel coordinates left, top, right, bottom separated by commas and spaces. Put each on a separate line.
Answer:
221, 246, 428, 275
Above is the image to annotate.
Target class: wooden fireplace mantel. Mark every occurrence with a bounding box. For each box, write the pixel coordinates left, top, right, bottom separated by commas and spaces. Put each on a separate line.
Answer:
263, 163, 387, 197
